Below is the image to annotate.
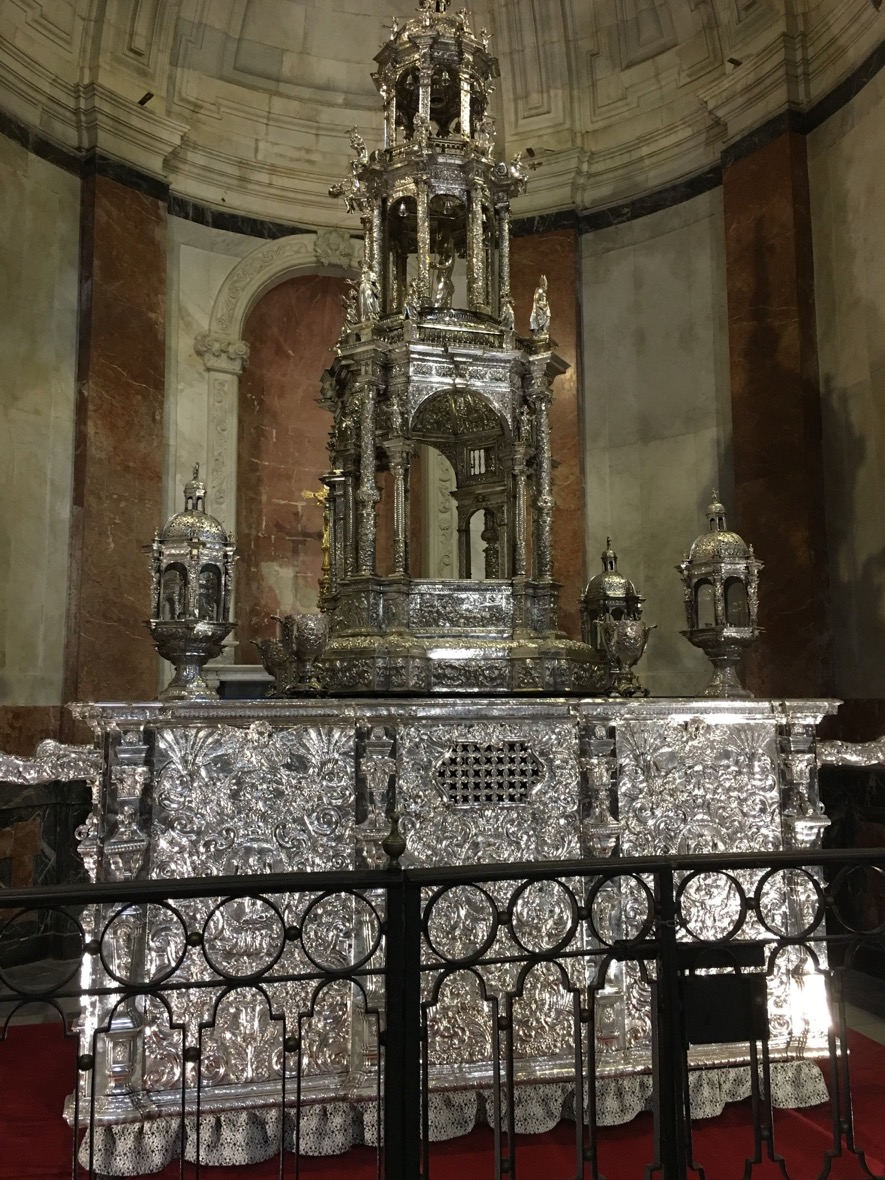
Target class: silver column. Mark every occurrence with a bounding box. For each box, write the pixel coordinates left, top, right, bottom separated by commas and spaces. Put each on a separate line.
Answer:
385, 439, 412, 577
417, 179, 430, 298
460, 71, 471, 136
468, 186, 486, 312
497, 206, 511, 306
357, 384, 379, 575
532, 385, 554, 581
419, 63, 432, 122
512, 433, 528, 578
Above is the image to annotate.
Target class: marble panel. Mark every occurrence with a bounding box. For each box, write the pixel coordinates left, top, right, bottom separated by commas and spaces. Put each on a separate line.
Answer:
235, 274, 349, 657
63, 174, 167, 707
511, 230, 584, 640
725, 130, 831, 699
0, 707, 63, 758
809, 72, 885, 704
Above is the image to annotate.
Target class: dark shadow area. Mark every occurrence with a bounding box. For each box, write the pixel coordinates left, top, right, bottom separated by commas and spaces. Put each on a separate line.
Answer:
0, 777, 90, 968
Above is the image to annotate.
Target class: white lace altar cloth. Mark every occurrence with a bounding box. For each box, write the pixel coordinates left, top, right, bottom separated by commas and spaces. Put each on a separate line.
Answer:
82, 1060, 828, 1175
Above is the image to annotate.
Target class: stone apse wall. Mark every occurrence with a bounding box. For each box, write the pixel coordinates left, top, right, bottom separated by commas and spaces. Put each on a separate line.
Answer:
580, 190, 731, 697
4, 44, 885, 756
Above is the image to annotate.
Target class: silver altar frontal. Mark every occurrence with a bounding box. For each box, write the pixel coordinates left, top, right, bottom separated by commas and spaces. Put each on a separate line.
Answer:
64, 692, 836, 1162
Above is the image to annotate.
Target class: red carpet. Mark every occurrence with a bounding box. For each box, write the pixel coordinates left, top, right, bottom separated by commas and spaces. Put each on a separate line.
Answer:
2, 1022, 883, 1179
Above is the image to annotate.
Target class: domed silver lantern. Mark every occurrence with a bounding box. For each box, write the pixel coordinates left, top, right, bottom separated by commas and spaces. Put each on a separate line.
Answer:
678, 493, 762, 698
146, 465, 237, 700
581, 539, 650, 697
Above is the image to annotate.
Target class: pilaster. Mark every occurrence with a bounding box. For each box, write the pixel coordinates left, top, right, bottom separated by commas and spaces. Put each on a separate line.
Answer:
63, 173, 167, 715
722, 131, 832, 698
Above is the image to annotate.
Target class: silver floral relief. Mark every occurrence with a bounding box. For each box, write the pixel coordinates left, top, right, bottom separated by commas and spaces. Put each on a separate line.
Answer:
613, 717, 828, 1053
616, 719, 781, 858
85, 887, 379, 1103
75, 722, 366, 1108
421, 876, 598, 1083
397, 719, 581, 867
409, 585, 512, 632
65, 700, 836, 1122
150, 721, 357, 878
402, 721, 584, 1081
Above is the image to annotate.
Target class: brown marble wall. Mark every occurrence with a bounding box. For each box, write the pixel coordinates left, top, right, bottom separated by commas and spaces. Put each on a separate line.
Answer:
237, 275, 349, 655
0, 706, 62, 758
511, 229, 585, 639
819, 699, 885, 742
723, 131, 832, 698
62, 174, 167, 717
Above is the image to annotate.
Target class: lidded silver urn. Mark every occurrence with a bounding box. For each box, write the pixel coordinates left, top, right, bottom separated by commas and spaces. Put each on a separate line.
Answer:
580, 539, 651, 696
146, 465, 237, 700
678, 492, 762, 698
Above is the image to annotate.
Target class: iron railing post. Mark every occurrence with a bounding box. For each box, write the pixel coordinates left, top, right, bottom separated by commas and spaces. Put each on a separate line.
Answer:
384, 870, 422, 1180
652, 864, 688, 1179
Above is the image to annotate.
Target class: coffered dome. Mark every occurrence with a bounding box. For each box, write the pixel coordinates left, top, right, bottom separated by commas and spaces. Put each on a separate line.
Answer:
1, 1, 881, 224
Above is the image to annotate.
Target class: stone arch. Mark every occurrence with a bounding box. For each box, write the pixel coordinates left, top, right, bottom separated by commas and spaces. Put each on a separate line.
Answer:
193, 230, 359, 533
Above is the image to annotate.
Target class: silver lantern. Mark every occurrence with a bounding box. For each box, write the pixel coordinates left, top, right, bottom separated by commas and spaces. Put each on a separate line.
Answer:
678, 492, 762, 698
146, 465, 237, 700
580, 539, 651, 696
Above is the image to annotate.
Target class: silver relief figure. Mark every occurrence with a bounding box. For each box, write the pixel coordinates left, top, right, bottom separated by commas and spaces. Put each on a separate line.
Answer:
431, 232, 455, 308
530, 274, 551, 336
357, 261, 381, 322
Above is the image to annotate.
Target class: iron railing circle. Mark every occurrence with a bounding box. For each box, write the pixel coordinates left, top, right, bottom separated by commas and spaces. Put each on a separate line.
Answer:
507, 877, 580, 957
753, 866, 826, 939
584, 872, 656, 948
0, 906, 85, 995
674, 869, 749, 943
829, 864, 885, 937
202, 893, 289, 981
298, 889, 384, 973
98, 900, 189, 987
423, 883, 500, 965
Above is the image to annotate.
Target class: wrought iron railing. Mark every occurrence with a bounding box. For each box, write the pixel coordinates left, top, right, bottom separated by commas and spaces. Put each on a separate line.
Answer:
1, 848, 884, 1179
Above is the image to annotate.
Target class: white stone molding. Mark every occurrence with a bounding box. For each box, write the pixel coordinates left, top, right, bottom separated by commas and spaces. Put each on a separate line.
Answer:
194, 232, 359, 537
209, 233, 358, 338
699, 32, 809, 146
74, 81, 188, 177
3, 2, 885, 220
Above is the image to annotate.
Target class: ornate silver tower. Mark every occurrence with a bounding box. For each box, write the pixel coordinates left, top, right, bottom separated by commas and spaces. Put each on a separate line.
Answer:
318, 0, 606, 694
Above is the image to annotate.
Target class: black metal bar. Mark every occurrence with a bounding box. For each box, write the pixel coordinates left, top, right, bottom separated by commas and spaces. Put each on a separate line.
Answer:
1, 846, 884, 910
402, 847, 885, 888
501, 992, 516, 1180
383, 870, 421, 1180
652, 864, 689, 1179
402, 877, 422, 1179
583, 983, 604, 1180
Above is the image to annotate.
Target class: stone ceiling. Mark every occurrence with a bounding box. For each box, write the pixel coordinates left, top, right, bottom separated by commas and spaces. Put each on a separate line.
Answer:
1, 1, 882, 225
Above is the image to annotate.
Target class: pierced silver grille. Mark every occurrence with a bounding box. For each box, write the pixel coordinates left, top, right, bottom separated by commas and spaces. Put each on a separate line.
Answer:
436, 740, 541, 805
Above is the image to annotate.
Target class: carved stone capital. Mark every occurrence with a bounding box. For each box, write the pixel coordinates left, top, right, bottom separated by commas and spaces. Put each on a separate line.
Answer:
195, 332, 251, 374
314, 227, 357, 270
